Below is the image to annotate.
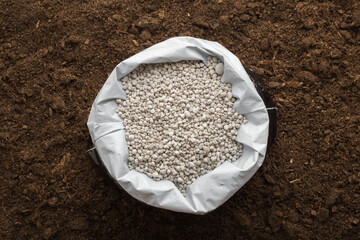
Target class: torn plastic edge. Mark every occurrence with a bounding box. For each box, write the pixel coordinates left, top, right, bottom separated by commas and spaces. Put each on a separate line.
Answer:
86, 138, 100, 166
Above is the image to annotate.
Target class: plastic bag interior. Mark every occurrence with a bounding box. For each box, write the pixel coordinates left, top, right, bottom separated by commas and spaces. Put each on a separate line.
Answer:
87, 37, 269, 214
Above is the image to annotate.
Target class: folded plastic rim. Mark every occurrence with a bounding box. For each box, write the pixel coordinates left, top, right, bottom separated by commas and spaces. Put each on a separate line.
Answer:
87, 37, 269, 214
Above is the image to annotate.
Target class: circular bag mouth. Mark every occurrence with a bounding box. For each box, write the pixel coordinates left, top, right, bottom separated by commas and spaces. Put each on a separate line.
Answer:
87, 37, 272, 214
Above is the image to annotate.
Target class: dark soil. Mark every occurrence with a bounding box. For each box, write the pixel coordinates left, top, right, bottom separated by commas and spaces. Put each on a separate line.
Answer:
1, 0, 359, 239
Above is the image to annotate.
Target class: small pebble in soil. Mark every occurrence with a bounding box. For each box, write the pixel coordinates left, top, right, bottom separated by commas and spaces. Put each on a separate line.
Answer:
318, 208, 329, 222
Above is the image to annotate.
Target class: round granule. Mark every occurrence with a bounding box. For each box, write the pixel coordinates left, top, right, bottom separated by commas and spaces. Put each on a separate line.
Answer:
116, 56, 247, 196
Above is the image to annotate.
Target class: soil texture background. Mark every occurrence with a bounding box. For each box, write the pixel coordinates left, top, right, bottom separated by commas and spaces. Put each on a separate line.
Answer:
1, 0, 359, 239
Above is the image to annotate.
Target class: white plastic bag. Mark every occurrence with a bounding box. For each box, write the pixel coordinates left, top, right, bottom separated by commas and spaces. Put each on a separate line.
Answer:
87, 37, 269, 214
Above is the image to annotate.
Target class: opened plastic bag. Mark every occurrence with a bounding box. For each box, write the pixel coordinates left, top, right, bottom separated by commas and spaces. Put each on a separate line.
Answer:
87, 37, 270, 214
